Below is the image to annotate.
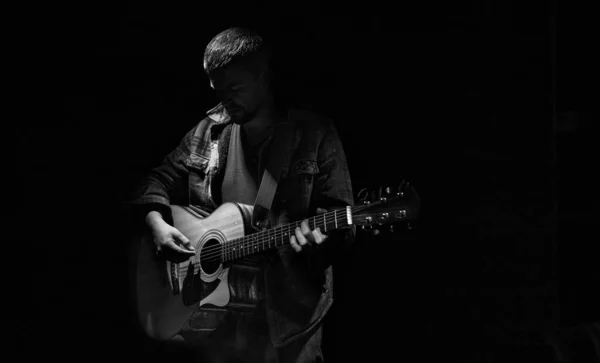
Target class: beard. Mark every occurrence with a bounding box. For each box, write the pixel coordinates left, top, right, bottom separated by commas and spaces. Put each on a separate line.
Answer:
227, 104, 258, 125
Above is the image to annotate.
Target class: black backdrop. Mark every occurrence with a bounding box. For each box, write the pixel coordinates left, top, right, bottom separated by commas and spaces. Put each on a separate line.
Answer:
15, 1, 599, 362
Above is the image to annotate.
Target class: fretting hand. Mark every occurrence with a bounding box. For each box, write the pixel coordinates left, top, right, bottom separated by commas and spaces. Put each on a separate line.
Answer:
290, 208, 328, 253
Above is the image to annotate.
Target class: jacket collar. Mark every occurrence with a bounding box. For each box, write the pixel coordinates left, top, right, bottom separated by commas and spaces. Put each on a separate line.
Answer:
206, 103, 231, 124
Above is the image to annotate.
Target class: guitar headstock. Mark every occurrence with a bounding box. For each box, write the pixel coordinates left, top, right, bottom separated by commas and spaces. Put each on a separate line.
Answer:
353, 179, 421, 232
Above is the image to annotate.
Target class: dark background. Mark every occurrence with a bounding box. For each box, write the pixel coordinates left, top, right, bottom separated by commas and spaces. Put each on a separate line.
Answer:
16, 0, 598, 362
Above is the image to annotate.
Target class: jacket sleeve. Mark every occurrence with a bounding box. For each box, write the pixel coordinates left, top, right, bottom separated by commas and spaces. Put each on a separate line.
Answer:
308, 121, 356, 268
125, 124, 199, 227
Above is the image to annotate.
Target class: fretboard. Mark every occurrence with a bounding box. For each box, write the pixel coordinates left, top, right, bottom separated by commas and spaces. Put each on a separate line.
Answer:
222, 206, 353, 262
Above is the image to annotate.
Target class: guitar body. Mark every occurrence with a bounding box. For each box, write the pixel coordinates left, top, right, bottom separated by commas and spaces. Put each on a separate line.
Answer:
130, 179, 421, 342
131, 203, 246, 341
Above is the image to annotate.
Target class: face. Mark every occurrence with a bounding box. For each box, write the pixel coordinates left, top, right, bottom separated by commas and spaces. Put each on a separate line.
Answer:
208, 64, 270, 124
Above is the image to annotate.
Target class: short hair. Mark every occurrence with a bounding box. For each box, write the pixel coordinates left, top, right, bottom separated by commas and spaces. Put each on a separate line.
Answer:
203, 27, 270, 75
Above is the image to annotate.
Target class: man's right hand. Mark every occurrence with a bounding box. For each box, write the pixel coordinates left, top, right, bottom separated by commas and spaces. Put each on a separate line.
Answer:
146, 211, 196, 262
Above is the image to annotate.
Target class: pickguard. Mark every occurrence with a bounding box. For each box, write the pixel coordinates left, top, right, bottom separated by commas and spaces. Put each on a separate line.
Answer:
175, 262, 230, 308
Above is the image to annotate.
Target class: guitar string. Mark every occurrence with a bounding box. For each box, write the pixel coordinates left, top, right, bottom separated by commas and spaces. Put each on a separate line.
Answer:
178, 210, 347, 268
179, 203, 373, 263
178, 212, 348, 269
173, 202, 398, 272
175, 201, 394, 268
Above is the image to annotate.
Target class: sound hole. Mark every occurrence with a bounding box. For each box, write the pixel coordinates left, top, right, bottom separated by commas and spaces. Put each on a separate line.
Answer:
199, 238, 222, 274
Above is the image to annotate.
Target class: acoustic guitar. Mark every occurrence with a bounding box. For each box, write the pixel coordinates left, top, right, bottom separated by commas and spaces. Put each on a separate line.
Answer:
130, 180, 420, 341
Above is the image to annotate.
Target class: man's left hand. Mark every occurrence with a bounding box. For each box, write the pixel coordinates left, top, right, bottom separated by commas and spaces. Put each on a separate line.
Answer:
290, 208, 328, 252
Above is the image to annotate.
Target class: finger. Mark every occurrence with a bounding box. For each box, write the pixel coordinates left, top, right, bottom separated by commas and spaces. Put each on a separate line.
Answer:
295, 226, 309, 246
153, 238, 163, 254
316, 208, 327, 214
300, 220, 314, 242
174, 230, 194, 250
311, 227, 328, 245
166, 239, 196, 255
289, 235, 302, 252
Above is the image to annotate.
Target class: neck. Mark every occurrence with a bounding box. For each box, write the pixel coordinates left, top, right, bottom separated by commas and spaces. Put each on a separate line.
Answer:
223, 206, 353, 262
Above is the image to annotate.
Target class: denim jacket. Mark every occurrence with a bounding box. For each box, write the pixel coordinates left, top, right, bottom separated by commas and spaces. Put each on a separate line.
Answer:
128, 103, 355, 348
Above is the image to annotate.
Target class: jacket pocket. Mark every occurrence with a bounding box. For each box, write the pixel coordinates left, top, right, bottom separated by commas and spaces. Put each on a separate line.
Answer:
279, 159, 319, 215
284, 159, 319, 178
185, 153, 210, 175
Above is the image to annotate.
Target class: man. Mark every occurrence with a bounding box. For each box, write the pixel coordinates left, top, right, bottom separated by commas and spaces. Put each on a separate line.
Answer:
128, 27, 354, 363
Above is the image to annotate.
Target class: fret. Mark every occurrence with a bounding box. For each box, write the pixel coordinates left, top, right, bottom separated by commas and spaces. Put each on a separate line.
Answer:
323, 213, 327, 232
334, 210, 338, 229
270, 229, 274, 248
265, 229, 269, 248
265, 229, 269, 249
260, 232, 263, 252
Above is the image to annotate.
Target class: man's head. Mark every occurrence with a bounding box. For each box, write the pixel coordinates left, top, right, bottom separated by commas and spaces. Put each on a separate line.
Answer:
203, 27, 273, 124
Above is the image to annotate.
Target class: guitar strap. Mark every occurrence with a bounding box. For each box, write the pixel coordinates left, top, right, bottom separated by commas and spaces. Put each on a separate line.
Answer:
251, 111, 297, 231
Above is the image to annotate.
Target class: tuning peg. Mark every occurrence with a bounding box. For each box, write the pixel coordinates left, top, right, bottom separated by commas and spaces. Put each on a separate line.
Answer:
377, 213, 389, 224
395, 210, 407, 219
398, 180, 409, 193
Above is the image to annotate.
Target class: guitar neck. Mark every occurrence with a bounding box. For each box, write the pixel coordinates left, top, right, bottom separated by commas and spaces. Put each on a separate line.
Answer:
223, 206, 353, 262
